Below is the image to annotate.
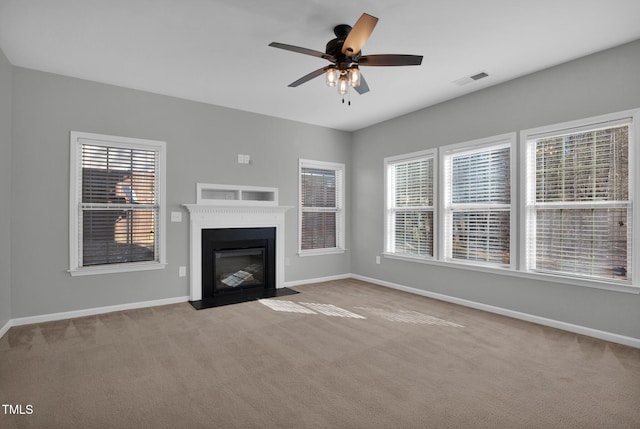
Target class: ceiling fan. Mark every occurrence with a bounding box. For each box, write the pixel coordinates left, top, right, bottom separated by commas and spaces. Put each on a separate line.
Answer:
269, 13, 423, 102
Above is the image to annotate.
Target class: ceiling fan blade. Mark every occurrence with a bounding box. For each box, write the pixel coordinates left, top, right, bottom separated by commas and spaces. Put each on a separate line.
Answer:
288, 66, 329, 87
354, 73, 370, 95
359, 54, 423, 66
269, 42, 335, 62
342, 13, 378, 56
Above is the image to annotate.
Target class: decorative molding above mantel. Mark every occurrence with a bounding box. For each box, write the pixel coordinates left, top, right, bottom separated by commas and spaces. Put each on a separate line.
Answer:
183, 204, 293, 220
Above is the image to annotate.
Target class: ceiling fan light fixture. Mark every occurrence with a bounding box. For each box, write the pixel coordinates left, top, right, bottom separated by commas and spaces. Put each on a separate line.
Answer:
325, 67, 339, 87
348, 66, 360, 88
338, 75, 349, 95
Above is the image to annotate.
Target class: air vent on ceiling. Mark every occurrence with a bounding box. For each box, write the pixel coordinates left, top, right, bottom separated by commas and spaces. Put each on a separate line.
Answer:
453, 71, 489, 86
470, 72, 489, 80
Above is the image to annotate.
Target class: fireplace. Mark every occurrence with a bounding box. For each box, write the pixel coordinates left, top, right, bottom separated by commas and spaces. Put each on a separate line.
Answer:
184, 184, 297, 309
202, 227, 275, 297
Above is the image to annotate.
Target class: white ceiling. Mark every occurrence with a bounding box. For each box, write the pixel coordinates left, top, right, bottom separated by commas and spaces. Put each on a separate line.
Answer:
1, 0, 640, 131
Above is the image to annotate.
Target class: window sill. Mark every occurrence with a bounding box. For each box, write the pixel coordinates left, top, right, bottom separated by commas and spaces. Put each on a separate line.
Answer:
382, 252, 639, 295
69, 262, 167, 277
298, 248, 346, 257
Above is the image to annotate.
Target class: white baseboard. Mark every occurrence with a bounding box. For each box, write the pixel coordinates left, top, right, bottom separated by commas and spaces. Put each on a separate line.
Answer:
9, 296, 190, 328
284, 273, 351, 288
0, 319, 11, 339
351, 274, 640, 349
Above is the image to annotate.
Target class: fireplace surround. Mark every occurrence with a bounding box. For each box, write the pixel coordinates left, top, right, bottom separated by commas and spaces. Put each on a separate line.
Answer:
202, 226, 274, 295
184, 184, 296, 309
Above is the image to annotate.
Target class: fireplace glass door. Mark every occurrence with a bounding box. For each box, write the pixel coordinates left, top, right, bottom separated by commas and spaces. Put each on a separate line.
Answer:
214, 248, 265, 292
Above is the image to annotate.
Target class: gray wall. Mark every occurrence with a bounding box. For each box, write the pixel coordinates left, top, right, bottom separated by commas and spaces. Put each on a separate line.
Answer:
0, 49, 12, 327
351, 39, 640, 340
10, 68, 351, 318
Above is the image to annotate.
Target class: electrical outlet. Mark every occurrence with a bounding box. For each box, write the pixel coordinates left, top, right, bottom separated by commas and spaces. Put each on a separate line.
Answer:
171, 211, 182, 222
376, 256, 381, 265
179, 266, 187, 277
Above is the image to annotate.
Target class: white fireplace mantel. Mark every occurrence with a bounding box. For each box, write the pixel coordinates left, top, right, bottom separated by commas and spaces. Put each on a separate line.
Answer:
183, 186, 292, 301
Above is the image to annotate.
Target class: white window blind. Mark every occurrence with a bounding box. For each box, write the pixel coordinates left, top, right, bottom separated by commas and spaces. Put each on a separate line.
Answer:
525, 122, 631, 282
70, 132, 166, 275
385, 152, 435, 258
299, 159, 345, 253
443, 137, 513, 266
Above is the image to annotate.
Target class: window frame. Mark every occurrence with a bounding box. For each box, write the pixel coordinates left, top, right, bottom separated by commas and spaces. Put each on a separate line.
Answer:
298, 158, 346, 256
440, 133, 516, 269
383, 149, 438, 261
520, 110, 639, 287
69, 131, 167, 276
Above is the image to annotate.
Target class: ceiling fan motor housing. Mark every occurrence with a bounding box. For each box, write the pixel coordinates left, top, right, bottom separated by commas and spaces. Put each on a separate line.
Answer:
327, 25, 359, 67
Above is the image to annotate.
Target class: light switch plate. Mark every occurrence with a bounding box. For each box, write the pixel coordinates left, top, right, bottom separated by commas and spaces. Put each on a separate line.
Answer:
171, 211, 182, 222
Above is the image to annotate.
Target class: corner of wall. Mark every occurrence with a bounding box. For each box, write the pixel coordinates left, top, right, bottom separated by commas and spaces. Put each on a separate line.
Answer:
0, 46, 13, 330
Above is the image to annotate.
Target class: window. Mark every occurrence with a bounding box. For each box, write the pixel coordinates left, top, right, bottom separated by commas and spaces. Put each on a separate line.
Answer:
384, 150, 436, 259
298, 159, 345, 255
441, 134, 515, 267
382, 110, 638, 291
69, 131, 166, 275
522, 112, 635, 283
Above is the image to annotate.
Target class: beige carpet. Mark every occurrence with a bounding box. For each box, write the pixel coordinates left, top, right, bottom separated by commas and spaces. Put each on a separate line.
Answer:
1, 279, 639, 428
